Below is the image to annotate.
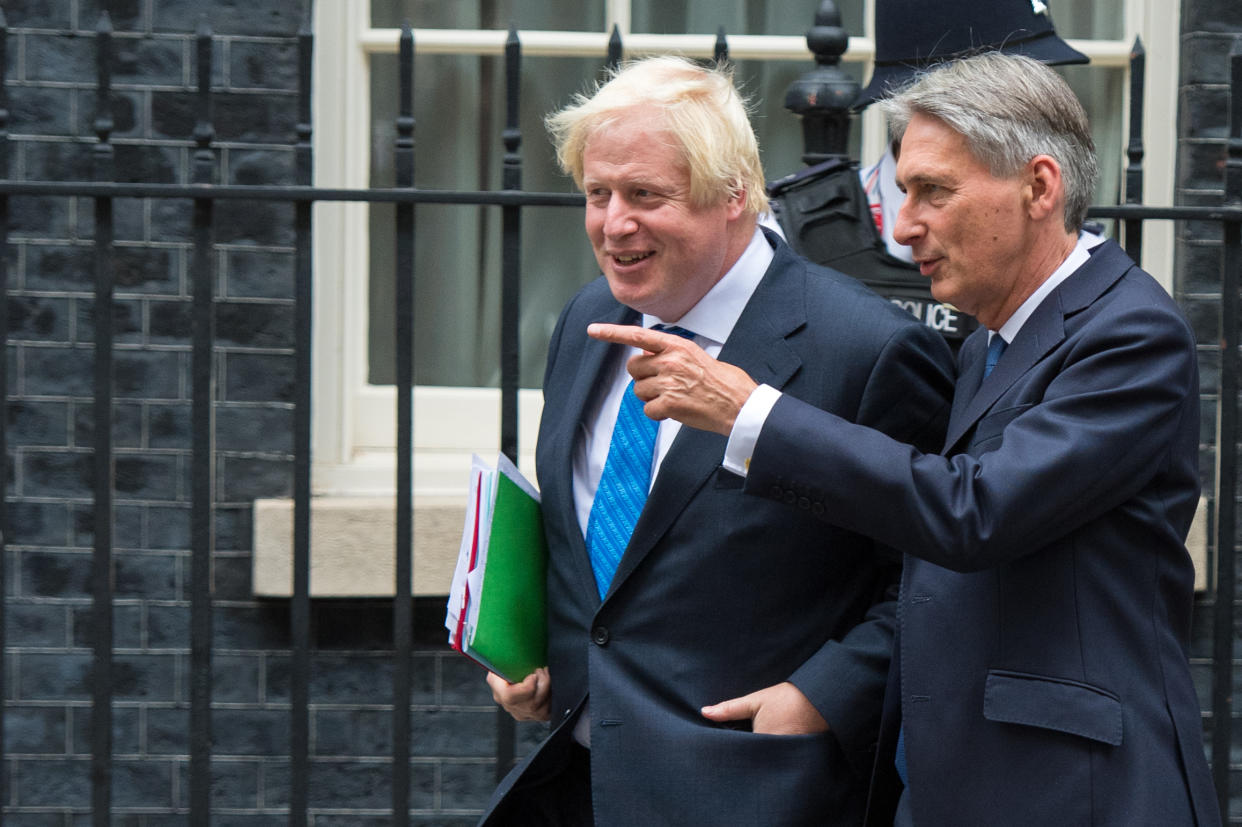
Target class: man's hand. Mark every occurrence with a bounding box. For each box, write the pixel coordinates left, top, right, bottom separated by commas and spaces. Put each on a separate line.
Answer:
701, 681, 830, 735
487, 667, 552, 722
587, 323, 758, 436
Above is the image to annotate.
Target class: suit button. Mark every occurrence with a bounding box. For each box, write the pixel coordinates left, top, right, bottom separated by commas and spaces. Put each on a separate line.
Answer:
591, 626, 610, 646
797, 497, 810, 510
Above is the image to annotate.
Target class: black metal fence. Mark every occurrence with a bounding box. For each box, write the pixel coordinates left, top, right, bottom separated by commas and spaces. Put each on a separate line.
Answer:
0, 6, 1241, 824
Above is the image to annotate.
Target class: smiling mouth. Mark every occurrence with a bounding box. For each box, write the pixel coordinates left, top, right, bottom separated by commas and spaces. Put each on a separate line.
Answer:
613, 252, 654, 265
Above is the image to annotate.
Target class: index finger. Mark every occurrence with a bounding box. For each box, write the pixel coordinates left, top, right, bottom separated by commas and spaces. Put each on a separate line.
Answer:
587, 323, 677, 353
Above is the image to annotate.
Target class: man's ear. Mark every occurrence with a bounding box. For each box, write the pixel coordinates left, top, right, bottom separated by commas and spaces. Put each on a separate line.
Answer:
725, 183, 747, 221
1025, 155, 1064, 223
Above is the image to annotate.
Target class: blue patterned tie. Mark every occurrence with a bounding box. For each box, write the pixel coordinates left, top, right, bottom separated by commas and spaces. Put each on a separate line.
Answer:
983, 333, 1007, 379
585, 325, 694, 598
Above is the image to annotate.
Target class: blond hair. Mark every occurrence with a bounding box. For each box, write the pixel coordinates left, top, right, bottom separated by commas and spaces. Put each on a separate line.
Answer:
546, 56, 769, 216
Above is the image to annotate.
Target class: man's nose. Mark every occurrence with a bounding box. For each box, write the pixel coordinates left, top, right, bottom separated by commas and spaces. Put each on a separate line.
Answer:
603, 196, 637, 237
892, 197, 922, 246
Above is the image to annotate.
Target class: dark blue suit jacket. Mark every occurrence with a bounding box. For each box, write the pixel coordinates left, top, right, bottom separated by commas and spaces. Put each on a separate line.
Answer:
481, 233, 956, 825
749, 240, 1221, 826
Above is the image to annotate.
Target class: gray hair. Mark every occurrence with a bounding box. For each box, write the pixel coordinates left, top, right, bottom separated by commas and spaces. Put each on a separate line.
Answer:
877, 52, 1098, 233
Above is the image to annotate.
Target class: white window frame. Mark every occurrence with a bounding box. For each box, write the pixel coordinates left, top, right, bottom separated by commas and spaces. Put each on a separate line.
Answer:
308, 0, 1179, 501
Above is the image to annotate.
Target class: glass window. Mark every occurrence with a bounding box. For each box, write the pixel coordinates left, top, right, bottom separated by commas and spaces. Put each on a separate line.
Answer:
1046, 0, 1126, 235
368, 50, 599, 387
630, 0, 865, 37
371, 0, 605, 32
369, 1, 864, 388
363, 0, 1147, 392
312, 0, 1177, 496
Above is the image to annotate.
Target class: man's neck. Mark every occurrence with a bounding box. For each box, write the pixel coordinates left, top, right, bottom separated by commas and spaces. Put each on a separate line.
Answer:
989, 228, 1078, 330
996, 230, 1090, 341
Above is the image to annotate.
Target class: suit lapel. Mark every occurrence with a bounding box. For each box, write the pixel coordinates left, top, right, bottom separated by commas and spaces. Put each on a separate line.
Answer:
605, 243, 807, 598
942, 239, 1134, 453
946, 329, 988, 446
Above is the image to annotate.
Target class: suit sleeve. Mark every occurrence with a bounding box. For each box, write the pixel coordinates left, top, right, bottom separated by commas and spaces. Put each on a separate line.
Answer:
747, 298, 1197, 573
786, 320, 955, 771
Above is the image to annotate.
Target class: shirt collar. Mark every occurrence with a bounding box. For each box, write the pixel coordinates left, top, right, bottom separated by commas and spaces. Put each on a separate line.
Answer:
642, 226, 773, 345
995, 231, 1094, 344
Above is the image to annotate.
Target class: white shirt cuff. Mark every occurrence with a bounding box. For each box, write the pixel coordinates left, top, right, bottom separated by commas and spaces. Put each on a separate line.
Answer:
722, 383, 782, 477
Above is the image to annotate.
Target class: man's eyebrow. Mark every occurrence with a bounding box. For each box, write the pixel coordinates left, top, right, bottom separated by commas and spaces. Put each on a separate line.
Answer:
898, 172, 947, 191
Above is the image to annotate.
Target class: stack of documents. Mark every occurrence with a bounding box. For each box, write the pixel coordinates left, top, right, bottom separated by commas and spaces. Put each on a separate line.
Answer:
445, 453, 548, 683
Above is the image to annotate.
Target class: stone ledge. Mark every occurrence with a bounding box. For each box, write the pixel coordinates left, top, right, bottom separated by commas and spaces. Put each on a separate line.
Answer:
252, 496, 464, 597
252, 494, 1211, 596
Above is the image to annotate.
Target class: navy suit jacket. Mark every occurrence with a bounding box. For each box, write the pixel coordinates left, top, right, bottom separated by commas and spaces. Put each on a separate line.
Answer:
481, 233, 956, 826
748, 240, 1221, 826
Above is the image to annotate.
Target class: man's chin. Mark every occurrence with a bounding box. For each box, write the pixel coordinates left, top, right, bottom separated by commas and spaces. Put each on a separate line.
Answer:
927, 281, 958, 310
604, 283, 654, 314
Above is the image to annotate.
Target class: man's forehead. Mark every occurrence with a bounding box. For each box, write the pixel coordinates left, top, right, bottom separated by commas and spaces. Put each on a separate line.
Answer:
894, 117, 983, 177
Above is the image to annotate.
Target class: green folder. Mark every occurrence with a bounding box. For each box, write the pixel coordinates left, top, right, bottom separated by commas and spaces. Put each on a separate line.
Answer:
445, 454, 548, 683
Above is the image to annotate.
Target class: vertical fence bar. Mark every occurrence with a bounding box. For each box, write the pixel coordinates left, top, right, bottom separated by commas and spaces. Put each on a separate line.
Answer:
0, 9, 9, 814
0, 11, 8, 809
189, 17, 216, 826
499, 29, 520, 491
1214, 40, 1242, 821
289, 13, 315, 827
392, 22, 416, 827
91, 12, 116, 825
606, 25, 621, 73
495, 26, 522, 780
1124, 37, 1145, 262
714, 26, 729, 64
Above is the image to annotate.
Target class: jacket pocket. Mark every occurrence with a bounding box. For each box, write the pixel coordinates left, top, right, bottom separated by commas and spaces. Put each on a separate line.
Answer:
983, 669, 1123, 746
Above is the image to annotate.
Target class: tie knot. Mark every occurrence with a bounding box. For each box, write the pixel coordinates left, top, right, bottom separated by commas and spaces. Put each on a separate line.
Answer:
655, 324, 696, 341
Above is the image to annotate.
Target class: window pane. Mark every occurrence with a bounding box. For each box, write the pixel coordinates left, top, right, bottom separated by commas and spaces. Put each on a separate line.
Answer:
374, 0, 604, 31
1057, 64, 1125, 234
368, 49, 862, 389
1047, 1, 1125, 41
631, 0, 866, 38
369, 52, 599, 388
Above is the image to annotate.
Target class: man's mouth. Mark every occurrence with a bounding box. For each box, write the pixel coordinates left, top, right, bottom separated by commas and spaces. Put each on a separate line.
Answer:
915, 257, 942, 277
613, 251, 654, 265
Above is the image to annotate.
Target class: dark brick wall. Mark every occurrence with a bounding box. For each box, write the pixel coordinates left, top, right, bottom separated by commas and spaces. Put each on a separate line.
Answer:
1179, 0, 1242, 822
2, 1, 542, 822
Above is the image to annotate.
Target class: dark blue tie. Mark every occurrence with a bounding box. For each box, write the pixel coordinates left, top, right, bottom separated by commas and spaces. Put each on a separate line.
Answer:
983, 333, 1007, 379
585, 325, 695, 598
